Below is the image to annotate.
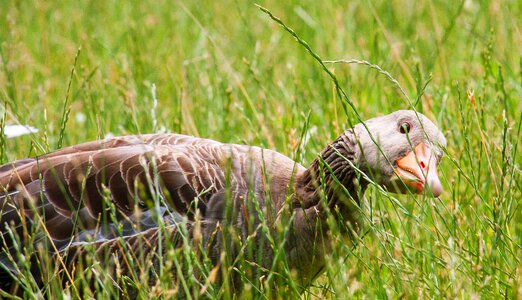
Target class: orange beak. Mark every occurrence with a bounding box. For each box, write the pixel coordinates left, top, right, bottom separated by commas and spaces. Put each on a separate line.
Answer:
394, 143, 443, 197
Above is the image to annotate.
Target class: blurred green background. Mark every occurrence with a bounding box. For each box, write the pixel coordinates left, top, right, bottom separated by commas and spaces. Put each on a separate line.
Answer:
0, 0, 520, 298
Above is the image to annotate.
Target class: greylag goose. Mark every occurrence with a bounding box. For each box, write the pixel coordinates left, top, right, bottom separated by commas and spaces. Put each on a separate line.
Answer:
0, 110, 446, 294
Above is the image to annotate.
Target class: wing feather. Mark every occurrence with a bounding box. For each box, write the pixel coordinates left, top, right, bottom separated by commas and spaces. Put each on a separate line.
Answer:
0, 133, 276, 288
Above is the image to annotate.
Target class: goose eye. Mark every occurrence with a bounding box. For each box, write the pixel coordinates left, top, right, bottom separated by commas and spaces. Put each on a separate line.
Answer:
399, 122, 411, 134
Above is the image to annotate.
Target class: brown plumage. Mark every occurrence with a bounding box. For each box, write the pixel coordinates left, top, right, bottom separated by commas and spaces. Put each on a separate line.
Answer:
0, 110, 446, 293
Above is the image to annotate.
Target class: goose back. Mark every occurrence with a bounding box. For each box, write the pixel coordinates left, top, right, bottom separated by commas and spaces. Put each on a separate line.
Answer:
0, 133, 303, 291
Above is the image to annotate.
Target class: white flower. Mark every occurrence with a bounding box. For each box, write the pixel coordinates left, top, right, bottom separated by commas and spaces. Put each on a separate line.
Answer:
75, 112, 86, 123
4, 125, 38, 138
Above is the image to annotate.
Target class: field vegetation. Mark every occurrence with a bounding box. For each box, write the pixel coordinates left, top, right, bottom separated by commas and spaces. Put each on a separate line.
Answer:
0, 1, 520, 298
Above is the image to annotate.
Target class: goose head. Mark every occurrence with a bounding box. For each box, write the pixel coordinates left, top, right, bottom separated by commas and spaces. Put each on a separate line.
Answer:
351, 110, 446, 197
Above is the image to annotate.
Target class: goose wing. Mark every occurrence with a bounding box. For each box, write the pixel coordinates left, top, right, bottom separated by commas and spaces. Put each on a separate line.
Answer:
0, 134, 231, 252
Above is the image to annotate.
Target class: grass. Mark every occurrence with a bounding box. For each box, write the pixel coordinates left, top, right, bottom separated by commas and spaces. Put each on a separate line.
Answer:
0, 0, 521, 298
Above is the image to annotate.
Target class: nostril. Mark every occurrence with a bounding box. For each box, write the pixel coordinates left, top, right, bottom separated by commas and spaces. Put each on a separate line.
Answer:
419, 161, 426, 169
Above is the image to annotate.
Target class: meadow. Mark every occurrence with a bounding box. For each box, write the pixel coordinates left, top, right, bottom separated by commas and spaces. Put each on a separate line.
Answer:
0, 0, 520, 298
